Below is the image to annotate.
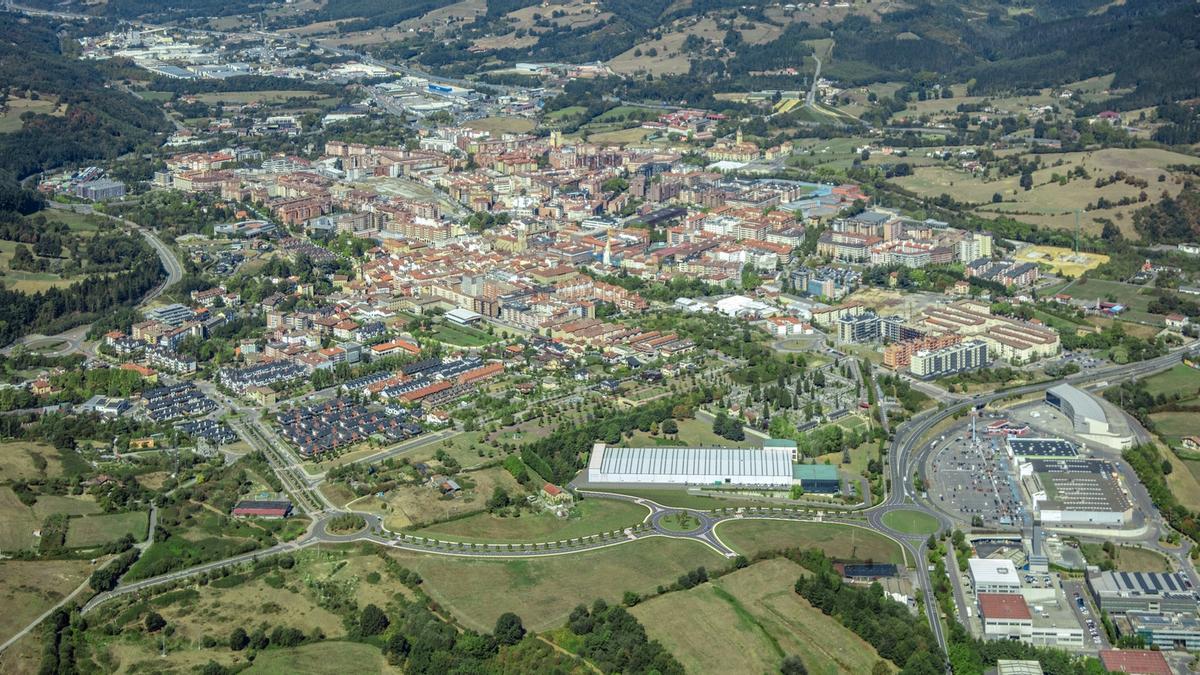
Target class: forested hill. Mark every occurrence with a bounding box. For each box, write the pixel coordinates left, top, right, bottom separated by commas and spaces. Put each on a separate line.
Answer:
0, 14, 170, 180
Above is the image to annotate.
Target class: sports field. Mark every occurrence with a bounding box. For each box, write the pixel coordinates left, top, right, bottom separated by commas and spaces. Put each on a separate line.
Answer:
716, 520, 907, 566
388, 537, 724, 632
632, 558, 889, 675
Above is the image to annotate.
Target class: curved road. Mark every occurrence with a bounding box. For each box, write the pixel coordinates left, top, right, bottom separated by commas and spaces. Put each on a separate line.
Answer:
3, 203, 183, 356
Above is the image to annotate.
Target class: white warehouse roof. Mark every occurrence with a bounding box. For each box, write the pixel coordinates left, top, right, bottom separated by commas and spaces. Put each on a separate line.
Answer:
587, 443, 792, 486
968, 558, 1021, 586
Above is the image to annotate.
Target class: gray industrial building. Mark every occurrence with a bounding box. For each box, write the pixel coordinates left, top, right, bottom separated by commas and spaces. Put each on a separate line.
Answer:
1087, 571, 1198, 614
1045, 383, 1133, 449
586, 443, 793, 487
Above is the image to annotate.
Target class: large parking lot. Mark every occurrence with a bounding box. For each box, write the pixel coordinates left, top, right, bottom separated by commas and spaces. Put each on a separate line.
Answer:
929, 420, 1026, 528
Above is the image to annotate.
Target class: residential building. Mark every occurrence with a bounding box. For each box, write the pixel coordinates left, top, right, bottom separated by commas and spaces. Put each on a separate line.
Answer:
910, 339, 989, 379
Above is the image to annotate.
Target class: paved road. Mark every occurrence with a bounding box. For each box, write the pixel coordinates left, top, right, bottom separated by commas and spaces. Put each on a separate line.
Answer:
3, 204, 184, 355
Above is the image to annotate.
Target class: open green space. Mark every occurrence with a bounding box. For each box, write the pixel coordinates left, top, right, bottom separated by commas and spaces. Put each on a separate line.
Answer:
428, 322, 497, 347
65, 510, 148, 548
881, 509, 940, 536
191, 89, 327, 105
32, 495, 101, 519
388, 537, 724, 632
0, 486, 39, 551
0, 558, 97, 646
619, 417, 758, 449
632, 558, 889, 675
658, 512, 701, 533
245, 641, 395, 675
414, 497, 648, 543
716, 520, 907, 566
1081, 542, 1173, 573
1061, 278, 1157, 312
1140, 364, 1200, 399
1152, 413, 1200, 444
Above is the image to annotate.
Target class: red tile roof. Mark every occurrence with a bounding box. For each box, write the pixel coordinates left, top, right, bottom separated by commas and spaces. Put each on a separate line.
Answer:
1099, 650, 1171, 675
977, 593, 1031, 621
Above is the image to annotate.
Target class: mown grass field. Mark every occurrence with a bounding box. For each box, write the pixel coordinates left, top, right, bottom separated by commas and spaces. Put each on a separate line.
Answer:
414, 497, 648, 543
463, 116, 536, 135
1141, 364, 1200, 399
881, 509, 940, 535
389, 537, 724, 632
632, 558, 889, 675
0, 237, 103, 293
716, 520, 907, 566
428, 322, 497, 347
65, 511, 148, 548
32, 495, 101, 519
1152, 413, 1200, 445
0, 95, 62, 133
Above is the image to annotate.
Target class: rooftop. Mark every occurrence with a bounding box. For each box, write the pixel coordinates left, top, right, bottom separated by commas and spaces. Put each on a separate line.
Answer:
978, 593, 1032, 621
1098, 649, 1171, 675
968, 558, 1021, 585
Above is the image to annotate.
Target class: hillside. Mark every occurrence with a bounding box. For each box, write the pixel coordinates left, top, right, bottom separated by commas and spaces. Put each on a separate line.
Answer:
0, 14, 171, 180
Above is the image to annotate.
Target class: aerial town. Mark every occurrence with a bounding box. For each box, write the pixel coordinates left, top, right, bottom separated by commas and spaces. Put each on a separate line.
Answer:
1, 1, 1200, 674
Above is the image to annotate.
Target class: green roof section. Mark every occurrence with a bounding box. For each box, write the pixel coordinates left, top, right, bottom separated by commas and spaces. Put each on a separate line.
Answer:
792, 464, 839, 481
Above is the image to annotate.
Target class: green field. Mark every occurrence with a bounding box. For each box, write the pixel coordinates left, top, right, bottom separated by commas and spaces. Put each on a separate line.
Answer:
464, 116, 536, 135
65, 511, 148, 548
191, 89, 326, 105
414, 498, 648, 543
716, 520, 908, 566
1058, 278, 1157, 313
245, 641, 394, 675
32, 495, 101, 519
620, 417, 758, 449
1140, 364, 1200, 399
0, 486, 39, 551
881, 509, 940, 535
39, 208, 103, 232
632, 558, 889, 675
388, 537, 724, 632
429, 322, 497, 347
1151, 412, 1199, 443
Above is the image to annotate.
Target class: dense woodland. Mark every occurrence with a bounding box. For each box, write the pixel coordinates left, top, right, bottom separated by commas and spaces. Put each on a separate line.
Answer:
0, 15, 169, 180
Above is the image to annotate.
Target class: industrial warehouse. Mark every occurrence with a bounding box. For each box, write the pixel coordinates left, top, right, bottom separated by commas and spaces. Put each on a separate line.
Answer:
1018, 458, 1132, 526
587, 443, 795, 487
